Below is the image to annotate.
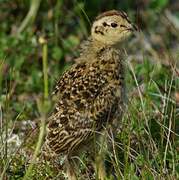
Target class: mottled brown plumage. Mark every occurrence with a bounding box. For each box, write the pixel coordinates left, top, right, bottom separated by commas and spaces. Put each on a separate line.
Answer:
43, 9, 136, 179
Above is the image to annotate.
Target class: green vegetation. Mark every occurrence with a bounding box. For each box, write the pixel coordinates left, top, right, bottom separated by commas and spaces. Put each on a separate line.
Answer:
0, 0, 179, 179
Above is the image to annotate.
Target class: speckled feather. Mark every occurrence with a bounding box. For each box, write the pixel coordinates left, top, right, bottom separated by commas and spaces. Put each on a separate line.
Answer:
44, 42, 125, 156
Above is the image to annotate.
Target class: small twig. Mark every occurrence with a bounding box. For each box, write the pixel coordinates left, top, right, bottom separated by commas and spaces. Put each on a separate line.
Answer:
163, 107, 173, 170
164, 10, 179, 31
23, 36, 49, 179
0, 104, 2, 133
17, 0, 42, 35
42, 40, 49, 100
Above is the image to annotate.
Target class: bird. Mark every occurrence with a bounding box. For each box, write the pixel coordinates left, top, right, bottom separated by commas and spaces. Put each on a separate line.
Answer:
42, 10, 137, 180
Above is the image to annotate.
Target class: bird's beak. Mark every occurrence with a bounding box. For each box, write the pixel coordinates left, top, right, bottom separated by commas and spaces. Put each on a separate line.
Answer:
132, 24, 138, 31
125, 24, 138, 32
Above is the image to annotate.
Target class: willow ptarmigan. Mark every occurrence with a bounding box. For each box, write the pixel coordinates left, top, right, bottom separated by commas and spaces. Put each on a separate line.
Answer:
43, 10, 136, 180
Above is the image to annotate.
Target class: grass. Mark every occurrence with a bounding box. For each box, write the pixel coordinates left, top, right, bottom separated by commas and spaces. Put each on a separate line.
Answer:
22, 36, 48, 180
0, 0, 179, 179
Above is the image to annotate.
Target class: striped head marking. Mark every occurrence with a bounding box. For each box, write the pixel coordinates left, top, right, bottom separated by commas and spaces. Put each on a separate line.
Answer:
91, 10, 137, 45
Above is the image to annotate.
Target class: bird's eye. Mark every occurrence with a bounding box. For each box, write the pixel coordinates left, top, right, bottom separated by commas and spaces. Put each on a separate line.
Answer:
111, 23, 118, 28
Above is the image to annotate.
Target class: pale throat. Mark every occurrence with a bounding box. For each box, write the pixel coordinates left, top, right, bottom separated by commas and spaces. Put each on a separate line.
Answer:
91, 36, 124, 52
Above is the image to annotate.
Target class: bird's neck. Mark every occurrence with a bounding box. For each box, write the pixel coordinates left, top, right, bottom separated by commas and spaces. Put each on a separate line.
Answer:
78, 37, 123, 61
91, 40, 108, 51
91, 38, 125, 53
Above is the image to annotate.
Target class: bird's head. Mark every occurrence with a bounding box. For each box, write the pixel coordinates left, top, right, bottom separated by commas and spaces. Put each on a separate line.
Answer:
91, 10, 137, 46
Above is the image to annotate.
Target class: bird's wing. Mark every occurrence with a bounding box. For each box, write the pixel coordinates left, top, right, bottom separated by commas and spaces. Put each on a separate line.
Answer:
88, 82, 122, 131
46, 81, 122, 155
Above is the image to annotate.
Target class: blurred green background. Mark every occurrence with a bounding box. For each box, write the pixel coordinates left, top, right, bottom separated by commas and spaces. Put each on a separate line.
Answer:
0, 0, 179, 179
